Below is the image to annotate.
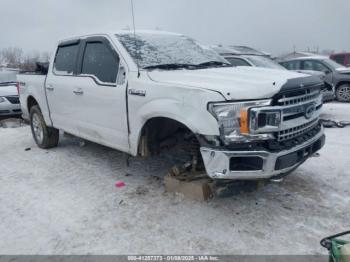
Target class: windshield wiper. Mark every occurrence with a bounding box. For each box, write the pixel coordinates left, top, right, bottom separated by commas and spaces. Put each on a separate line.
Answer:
143, 63, 196, 70
143, 61, 232, 71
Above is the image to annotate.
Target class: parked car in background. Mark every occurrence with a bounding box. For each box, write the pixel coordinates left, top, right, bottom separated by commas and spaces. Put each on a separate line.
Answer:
0, 71, 21, 117
212, 45, 285, 70
277, 51, 319, 62
18, 30, 325, 181
280, 56, 350, 102
330, 52, 350, 67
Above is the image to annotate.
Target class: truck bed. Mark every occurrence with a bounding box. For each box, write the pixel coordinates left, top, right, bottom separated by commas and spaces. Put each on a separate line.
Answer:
18, 74, 50, 122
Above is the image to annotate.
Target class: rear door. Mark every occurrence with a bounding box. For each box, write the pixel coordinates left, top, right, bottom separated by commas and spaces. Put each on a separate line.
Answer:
45, 40, 81, 134
71, 36, 129, 152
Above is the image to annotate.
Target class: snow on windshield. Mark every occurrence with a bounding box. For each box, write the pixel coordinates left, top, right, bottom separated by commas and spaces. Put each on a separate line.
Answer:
116, 33, 227, 69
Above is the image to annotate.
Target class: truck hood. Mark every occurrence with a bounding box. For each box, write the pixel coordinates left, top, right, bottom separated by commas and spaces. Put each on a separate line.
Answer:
147, 67, 308, 100
0, 84, 17, 96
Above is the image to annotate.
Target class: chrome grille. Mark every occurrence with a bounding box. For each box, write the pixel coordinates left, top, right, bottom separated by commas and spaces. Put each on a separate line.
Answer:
278, 90, 320, 106
278, 119, 319, 142
250, 84, 323, 143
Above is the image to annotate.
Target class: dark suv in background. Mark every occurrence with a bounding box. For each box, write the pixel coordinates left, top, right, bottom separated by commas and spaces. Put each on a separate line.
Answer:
280, 56, 350, 102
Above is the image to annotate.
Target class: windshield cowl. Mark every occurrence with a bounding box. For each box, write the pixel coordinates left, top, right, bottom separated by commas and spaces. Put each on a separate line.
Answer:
143, 61, 232, 71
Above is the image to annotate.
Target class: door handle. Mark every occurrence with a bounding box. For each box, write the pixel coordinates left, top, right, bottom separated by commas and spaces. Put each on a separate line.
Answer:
73, 88, 84, 95
46, 84, 54, 91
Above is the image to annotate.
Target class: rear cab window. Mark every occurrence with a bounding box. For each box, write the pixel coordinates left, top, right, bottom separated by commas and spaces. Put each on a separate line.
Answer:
53, 42, 80, 75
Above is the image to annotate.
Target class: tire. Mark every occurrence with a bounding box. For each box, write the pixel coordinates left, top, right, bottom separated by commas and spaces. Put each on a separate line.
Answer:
336, 84, 350, 102
30, 105, 59, 149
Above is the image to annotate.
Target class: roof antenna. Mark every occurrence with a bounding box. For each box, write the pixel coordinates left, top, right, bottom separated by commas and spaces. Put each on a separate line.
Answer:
130, 0, 140, 78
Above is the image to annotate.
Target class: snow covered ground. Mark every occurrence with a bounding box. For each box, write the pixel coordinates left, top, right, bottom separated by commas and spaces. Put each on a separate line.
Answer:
0, 102, 349, 255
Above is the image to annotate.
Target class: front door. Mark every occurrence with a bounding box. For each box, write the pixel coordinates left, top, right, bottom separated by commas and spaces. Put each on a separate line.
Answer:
69, 37, 130, 152
301, 60, 333, 84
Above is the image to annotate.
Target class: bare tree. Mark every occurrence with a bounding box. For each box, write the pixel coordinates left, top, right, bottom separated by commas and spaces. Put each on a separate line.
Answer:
0, 47, 51, 71
321, 49, 335, 56
21, 51, 40, 71
0, 51, 4, 65
1, 47, 23, 68
40, 51, 50, 63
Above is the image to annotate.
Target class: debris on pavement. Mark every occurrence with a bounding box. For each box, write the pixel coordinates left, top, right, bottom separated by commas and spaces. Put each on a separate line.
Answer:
135, 185, 149, 195
164, 174, 213, 201
321, 119, 350, 128
115, 181, 126, 188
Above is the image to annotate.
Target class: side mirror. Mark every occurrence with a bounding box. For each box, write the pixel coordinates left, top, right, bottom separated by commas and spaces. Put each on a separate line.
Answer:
117, 66, 127, 85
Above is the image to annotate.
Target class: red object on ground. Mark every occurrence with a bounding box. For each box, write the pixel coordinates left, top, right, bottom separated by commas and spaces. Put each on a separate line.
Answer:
115, 181, 126, 188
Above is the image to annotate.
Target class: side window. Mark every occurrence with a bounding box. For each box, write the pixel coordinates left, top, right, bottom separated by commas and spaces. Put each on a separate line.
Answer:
81, 42, 119, 83
313, 61, 329, 72
54, 44, 79, 75
226, 57, 251, 67
302, 60, 314, 71
303, 60, 329, 72
280, 62, 289, 69
281, 61, 300, 70
347, 56, 350, 66
332, 55, 345, 65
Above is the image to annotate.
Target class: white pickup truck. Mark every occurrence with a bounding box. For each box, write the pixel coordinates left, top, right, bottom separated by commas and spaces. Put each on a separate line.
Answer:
18, 30, 325, 181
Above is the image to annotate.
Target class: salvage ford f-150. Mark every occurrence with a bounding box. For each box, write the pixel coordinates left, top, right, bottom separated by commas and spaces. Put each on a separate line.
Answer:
18, 30, 325, 181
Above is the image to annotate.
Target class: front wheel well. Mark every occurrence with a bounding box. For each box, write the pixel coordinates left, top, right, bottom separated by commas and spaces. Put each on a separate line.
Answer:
336, 81, 350, 89
138, 117, 201, 159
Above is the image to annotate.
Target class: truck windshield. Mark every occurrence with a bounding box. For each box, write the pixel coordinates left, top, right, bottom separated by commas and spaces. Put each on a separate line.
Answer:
116, 32, 229, 70
245, 55, 285, 70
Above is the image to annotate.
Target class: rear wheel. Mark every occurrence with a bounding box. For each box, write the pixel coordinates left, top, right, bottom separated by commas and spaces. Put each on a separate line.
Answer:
336, 84, 350, 102
30, 105, 59, 149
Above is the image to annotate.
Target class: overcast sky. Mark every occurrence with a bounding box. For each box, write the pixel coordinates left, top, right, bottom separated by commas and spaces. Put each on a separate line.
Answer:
1, 0, 349, 56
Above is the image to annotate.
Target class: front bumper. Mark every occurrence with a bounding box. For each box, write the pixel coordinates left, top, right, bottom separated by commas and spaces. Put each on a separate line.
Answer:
200, 129, 325, 180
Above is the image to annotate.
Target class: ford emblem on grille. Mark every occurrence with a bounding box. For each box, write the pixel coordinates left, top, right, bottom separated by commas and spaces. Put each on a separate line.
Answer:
305, 104, 316, 119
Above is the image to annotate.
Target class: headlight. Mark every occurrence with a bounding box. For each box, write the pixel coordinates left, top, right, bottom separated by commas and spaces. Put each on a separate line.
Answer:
208, 99, 274, 143
0, 97, 5, 103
